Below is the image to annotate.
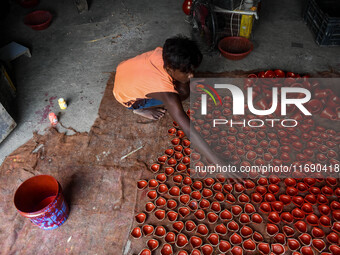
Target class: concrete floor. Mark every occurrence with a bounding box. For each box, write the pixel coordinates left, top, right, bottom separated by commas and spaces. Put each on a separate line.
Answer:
0, 0, 340, 164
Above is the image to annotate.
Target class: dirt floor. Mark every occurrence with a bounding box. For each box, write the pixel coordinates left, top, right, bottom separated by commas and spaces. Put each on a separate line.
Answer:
0, 73, 173, 254
1, 71, 339, 255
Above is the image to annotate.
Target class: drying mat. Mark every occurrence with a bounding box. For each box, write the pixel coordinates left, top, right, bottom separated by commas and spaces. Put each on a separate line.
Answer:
0, 70, 339, 254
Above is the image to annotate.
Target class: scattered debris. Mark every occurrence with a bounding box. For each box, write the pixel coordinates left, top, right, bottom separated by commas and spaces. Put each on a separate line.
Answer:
120, 145, 143, 160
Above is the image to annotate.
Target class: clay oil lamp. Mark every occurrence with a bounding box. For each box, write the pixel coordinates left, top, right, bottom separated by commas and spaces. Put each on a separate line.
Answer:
330, 245, 340, 254
178, 207, 190, 218
326, 232, 339, 244
244, 203, 255, 214
145, 202, 156, 213
214, 192, 225, 202
154, 209, 166, 221
167, 211, 178, 222
264, 193, 276, 203
231, 205, 243, 216
321, 186, 333, 196
164, 232, 176, 244
318, 204, 331, 215
253, 231, 264, 243
268, 212, 280, 224
165, 167, 175, 176
158, 155, 168, 165
256, 186, 267, 195
239, 213, 251, 225
283, 226, 295, 238
294, 220, 307, 233
319, 215, 331, 227
292, 196, 305, 207
280, 212, 294, 224
176, 163, 187, 172
300, 246, 315, 255
308, 186, 320, 196
196, 223, 209, 236
166, 199, 177, 210
131, 227, 142, 239
180, 185, 191, 195
251, 213, 263, 224
155, 197, 167, 207
305, 194, 317, 204
301, 203, 314, 214
244, 179, 255, 190
218, 240, 231, 253
266, 223, 279, 236
260, 202, 271, 214
192, 181, 203, 190
156, 174, 167, 184
194, 210, 205, 221
188, 200, 198, 211
311, 227, 325, 238
292, 208, 305, 220
142, 225, 154, 236
238, 193, 250, 204
135, 213, 146, 224
184, 220, 196, 232
147, 190, 157, 200
215, 223, 227, 236
190, 191, 201, 201
305, 213, 318, 226
160, 243, 173, 255
240, 226, 253, 238
312, 239, 326, 253
138, 249, 151, 255
226, 193, 236, 204
227, 220, 240, 232
223, 184, 233, 193
274, 233, 286, 245
258, 242, 270, 255
298, 233, 312, 246
207, 233, 219, 247
230, 233, 243, 246
220, 209, 233, 221
176, 233, 188, 248
287, 239, 300, 252
190, 249, 202, 255
202, 188, 213, 198
207, 212, 219, 224
243, 239, 256, 252
146, 239, 159, 251
203, 177, 214, 187
271, 243, 285, 255
137, 180, 148, 190
154, 225, 166, 238
148, 179, 159, 189
198, 199, 210, 209
251, 193, 263, 204
212, 183, 223, 192
173, 221, 184, 233
201, 244, 213, 255
169, 186, 180, 197
179, 194, 190, 205
234, 183, 245, 193
189, 236, 202, 249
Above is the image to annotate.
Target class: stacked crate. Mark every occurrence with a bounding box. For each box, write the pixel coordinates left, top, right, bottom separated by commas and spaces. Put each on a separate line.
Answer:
303, 0, 340, 46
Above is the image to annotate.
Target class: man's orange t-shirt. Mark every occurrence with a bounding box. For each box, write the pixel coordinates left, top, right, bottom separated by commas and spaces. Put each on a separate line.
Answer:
113, 47, 178, 107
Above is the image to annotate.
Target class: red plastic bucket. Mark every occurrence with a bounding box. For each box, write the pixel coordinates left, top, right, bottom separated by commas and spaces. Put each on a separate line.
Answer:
14, 175, 69, 230
218, 36, 254, 61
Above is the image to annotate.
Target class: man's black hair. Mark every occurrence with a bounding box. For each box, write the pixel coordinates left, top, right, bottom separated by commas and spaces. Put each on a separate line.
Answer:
163, 35, 203, 73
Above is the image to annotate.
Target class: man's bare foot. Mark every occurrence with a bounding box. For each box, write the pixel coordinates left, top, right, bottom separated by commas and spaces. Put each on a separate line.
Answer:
133, 107, 166, 120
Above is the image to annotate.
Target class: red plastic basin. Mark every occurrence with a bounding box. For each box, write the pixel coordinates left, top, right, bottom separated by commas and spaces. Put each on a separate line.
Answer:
218, 36, 254, 61
24, 10, 52, 30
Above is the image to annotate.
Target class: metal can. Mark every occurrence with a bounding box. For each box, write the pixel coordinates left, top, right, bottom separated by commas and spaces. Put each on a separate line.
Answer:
58, 98, 67, 110
49, 112, 58, 125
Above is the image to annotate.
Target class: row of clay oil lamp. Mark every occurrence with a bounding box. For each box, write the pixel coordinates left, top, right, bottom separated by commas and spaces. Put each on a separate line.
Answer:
243, 70, 340, 121
133, 176, 340, 254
